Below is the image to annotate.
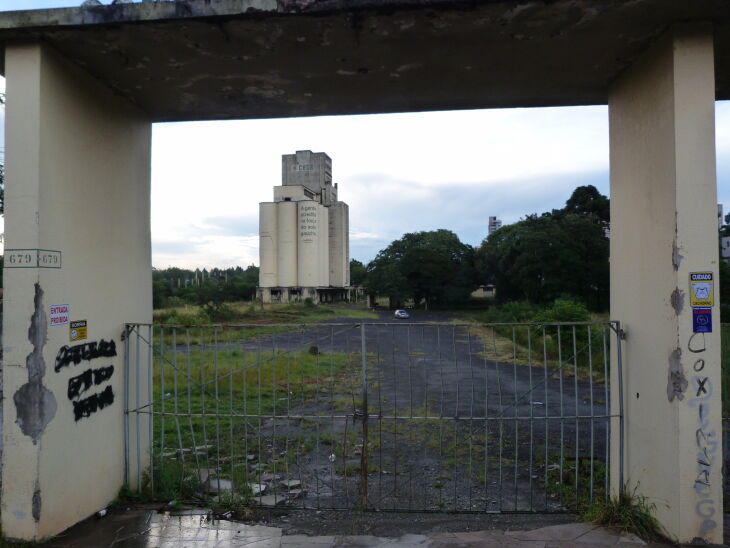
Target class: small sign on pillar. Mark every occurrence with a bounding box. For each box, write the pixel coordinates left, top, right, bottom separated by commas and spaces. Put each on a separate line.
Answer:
689, 272, 714, 307
693, 307, 712, 333
689, 272, 714, 333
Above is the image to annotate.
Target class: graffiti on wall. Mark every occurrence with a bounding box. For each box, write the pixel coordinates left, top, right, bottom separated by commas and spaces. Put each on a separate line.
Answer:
687, 332, 718, 538
54, 339, 116, 372
55, 339, 117, 422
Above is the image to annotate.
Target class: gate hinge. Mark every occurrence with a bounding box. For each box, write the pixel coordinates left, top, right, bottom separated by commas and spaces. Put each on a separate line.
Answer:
121, 325, 134, 342
608, 322, 627, 340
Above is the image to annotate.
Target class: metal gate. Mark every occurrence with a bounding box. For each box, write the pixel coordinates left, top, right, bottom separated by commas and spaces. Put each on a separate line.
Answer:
124, 321, 623, 513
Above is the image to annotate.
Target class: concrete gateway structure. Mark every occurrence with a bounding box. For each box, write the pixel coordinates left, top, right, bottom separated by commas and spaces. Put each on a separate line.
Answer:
0, 0, 729, 544
258, 151, 350, 304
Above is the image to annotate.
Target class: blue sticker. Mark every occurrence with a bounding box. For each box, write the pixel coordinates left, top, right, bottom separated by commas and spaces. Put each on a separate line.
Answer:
693, 308, 712, 333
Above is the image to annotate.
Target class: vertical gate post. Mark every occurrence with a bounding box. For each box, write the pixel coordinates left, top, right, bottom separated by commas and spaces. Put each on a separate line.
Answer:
123, 326, 131, 488
360, 323, 369, 510
609, 24, 722, 543
612, 322, 625, 495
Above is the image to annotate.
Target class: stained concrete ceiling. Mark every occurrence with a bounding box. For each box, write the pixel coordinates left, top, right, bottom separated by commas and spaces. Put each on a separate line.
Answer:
0, 0, 730, 121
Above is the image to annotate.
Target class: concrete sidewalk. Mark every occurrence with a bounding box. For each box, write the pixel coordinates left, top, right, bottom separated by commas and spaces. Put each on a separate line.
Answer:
40, 509, 671, 548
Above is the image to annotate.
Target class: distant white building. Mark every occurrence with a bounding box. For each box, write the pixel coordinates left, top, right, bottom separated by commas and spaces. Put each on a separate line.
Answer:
722, 236, 730, 264
719, 203, 724, 229
471, 284, 496, 299
488, 216, 502, 234
258, 150, 350, 304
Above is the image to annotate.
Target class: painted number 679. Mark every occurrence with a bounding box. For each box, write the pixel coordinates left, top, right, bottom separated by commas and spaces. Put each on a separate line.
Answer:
8, 253, 33, 265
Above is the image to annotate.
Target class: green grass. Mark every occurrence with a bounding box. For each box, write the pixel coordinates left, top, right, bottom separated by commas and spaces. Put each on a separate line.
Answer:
153, 301, 377, 327
154, 348, 360, 434
146, 347, 366, 502
149, 302, 378, 346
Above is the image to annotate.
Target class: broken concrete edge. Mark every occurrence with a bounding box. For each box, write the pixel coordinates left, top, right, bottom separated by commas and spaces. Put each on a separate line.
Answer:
0, 0, 486, 30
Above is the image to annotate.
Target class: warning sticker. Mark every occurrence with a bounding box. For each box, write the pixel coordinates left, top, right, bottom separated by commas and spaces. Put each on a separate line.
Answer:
689, 272, 714, 308
49, 304, 70, 326
693, 308, 713, 333
69, 320, 87, 342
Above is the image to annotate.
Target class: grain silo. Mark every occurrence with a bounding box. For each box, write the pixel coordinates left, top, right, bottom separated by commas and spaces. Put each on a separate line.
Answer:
297, 200, 321, 287
277, 200, 298, 287
328, 202, 349, 288
258, 151, 350, 304
259, 202, 278, 287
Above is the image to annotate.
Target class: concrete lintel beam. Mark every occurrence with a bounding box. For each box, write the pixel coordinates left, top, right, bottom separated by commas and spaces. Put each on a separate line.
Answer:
2, 1, 730, 120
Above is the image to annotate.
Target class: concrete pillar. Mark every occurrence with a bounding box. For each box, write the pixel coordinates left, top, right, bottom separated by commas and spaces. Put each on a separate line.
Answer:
1, 44, 152, 541
609, 24, 722, 543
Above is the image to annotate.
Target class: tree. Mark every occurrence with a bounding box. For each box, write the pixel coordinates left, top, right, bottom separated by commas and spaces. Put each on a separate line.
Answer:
562, 185, 609, 225
475, 186, 610, 310
720, 260, 730, 321
151, 264, 259, 309
350, 259, 367, 286
365, 229, 476, 307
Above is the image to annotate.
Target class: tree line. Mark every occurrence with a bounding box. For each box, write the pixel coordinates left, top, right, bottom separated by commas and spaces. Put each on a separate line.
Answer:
153, 265, 259, 309
0, 183, 613, 314
360, 185, 610, 311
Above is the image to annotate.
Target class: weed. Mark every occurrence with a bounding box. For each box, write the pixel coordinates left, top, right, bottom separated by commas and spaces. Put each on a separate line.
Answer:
110, 485, 149, 508
318, 432, 336, 446
582, 485, 667, 543
542, 456, 606, 512
145, 459, 200, 501
210, 488, 253, 519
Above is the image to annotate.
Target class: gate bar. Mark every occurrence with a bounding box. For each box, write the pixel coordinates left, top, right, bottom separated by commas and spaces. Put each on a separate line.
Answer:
360, 323, 369, 509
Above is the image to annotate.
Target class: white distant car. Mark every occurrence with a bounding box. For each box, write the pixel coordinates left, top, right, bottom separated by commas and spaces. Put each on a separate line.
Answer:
394, 309, 410, 319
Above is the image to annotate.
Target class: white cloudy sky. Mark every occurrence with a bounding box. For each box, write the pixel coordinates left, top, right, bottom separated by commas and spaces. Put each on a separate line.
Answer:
3, 0, 730, 269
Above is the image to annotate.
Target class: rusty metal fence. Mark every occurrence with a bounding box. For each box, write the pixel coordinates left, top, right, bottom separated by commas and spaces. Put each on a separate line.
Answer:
124, 321, 623, 513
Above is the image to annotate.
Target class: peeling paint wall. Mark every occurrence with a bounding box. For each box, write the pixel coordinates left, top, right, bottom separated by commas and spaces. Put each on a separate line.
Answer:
671, 287, 685, 316
668, 347, 688, 402
13, 284, 57, 446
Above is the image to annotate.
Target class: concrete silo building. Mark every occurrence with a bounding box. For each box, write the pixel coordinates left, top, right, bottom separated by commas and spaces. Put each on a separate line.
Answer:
258, 150, 350, 303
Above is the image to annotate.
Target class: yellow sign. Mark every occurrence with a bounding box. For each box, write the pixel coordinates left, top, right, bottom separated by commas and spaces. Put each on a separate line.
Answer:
689, 272, 714, 308
69, 320, 88, 342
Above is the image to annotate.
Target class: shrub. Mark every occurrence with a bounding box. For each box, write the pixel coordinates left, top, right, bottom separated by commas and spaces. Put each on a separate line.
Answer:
201, 302, 238, 322
166, 296, 186, 308
480, 301, 537, 323
142, 459, 199, 503
531, 300, 596, 366
154, 309, 203, 326
532, 299, 590, 323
